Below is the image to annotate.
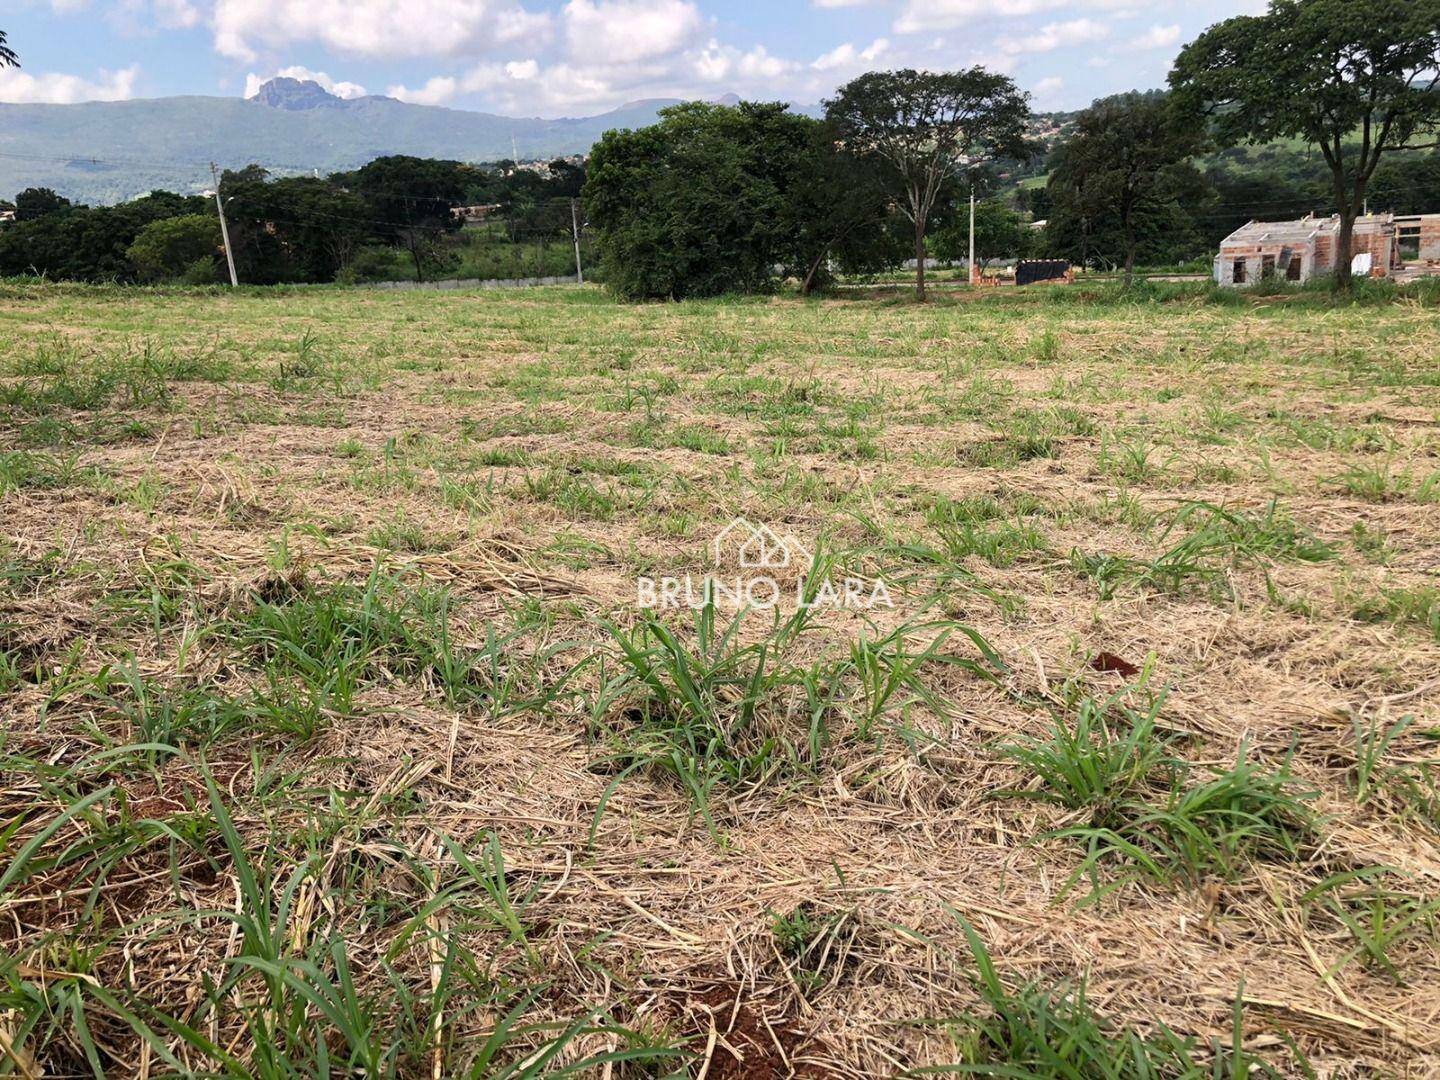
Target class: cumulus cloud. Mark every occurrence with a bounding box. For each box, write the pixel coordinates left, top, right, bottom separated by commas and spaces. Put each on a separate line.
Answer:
997, 18, 1107, 56
211, 0, 551, 62
562, 0, 704, 65
1033, 75, 1063, 98
388, 75, 459, 104
811, 37, 889, 72
244, 65, 367, 98
689, 40, 801, 86
0, 64, 140, 104
1127, 24, 1181, 49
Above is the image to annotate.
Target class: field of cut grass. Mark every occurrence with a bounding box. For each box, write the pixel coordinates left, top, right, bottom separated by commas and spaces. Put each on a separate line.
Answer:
2, 279, 1439, 1077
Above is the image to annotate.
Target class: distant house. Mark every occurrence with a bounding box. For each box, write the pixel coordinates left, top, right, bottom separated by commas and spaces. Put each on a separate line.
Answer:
1215, 212, 1440, 286
0, 209, 14, 227
452, 203, 503, 225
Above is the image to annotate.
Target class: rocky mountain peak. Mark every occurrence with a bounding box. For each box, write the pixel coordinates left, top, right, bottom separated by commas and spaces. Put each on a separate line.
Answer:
251, 78, 349, 111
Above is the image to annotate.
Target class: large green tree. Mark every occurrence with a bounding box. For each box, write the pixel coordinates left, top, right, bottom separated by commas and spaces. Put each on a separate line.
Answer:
221, 168, 371, 284
584, 101, 885, 300
779, 120, 903, 295
14, 187, 72, 222
1171, 0, 1440, 291
336, 155, 471, 281
1046, 92, 1208, 284
824, 68, 1030, 300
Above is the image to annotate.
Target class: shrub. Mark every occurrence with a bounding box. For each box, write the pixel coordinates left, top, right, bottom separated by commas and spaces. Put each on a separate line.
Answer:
127, 214, 221, 283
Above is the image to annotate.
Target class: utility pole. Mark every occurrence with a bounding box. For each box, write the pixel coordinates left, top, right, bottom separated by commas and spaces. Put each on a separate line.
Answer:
210, 162, 239, 288
968, 184, 977, 286
569, 198, 584, 285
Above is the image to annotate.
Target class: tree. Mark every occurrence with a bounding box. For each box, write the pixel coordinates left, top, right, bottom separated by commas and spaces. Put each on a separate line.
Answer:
1171, 0, 1440, 292
221, 168, 370, 284
15, 188, 72, 222
784, 123, 904, 295
1369, 152, 1440, 216
127, 214, 220, 282
0, 30, 17, 68
339, 156, 470, 281
933, 198, 1030, 276
0, 189, 211, 281
1046, 93, 1207, 284
824, 68, 1030, 300
584, 101, 829, 299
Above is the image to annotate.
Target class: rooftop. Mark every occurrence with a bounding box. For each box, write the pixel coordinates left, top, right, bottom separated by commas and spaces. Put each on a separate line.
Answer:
1221, 214, 1395, 245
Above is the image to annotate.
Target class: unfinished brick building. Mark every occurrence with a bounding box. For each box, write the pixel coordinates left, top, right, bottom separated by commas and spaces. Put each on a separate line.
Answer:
1215, 212, 1440, 286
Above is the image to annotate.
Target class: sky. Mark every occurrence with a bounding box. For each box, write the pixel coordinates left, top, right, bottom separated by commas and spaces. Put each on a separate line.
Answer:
2, 0, 1266, 116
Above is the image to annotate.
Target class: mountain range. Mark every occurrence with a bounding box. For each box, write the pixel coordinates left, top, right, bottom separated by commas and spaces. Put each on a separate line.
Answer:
0, 78, 694, 205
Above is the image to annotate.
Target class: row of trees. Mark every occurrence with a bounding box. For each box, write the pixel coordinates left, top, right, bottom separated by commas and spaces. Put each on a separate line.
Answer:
0, 156, 588, 285
586, 0, 1440, 296
9, 0, 1438, 295
584, 71, 1031, 301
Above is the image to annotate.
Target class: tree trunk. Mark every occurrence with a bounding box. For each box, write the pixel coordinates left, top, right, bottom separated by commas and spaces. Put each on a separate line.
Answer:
914, 221, 926, 302
1330, 165, 1367, 295
1123, 233, 1136, 288
801, 251, 826, 297
1334, 211, 1355, 294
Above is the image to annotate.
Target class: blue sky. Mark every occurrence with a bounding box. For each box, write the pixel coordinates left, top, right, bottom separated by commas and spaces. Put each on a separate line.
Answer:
3, 0, 1265, 115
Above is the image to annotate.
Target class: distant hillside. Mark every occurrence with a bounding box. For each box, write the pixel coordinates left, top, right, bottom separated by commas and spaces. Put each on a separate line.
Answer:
0, 78, 685, 204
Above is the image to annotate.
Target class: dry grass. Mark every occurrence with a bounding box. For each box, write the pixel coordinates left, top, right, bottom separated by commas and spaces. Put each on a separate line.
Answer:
2, 280, 1439, 1077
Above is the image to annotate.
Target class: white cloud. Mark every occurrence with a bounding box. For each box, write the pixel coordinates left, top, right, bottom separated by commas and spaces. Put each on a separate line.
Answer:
895, 0, 1134, 34
244, 65, 367, 98
812, 0, 872, 6
735, 45, 796, 80
1033, 75, 1063, 98
212, 0, 551, 62
693, 41, 732, 81
812, 37, 889, 71
388, 75, 459, 104
452, 58, 541, 94
997, 18, 1108, 56
1127, 24, 1181, 49
0, 64, 139, 104
562, 0, 704, 65
688, 40, 801, 86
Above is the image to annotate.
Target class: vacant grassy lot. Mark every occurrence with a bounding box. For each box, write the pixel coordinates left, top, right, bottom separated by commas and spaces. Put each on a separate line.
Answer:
2, 281, 1438, 1077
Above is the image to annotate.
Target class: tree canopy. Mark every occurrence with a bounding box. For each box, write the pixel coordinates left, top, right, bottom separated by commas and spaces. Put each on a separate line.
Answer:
1171, 0, 1440, 290
126, 214, 221, 283
0, 30, 17, 68
825, 68, 1030, 299
0, 191, 209, 282
584, 101, 895, 300
1045, 92, 1208, 282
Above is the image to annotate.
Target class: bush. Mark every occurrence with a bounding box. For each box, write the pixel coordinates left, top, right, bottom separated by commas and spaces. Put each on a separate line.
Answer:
583, 101, 895, 300
127, 214, 221, 283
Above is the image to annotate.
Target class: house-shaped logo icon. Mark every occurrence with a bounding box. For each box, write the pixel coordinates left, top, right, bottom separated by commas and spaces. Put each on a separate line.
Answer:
712, 517, 811, 570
